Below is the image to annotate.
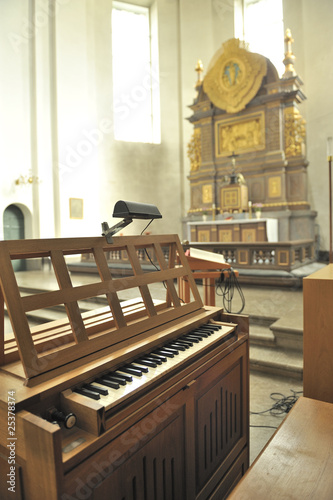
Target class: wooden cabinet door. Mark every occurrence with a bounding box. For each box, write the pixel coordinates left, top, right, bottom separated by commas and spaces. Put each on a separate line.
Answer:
64, 393, 188, 500
194, 344, 248, 495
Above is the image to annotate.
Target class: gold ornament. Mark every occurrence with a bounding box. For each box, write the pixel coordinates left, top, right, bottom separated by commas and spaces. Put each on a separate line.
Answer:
284, 108, 306, 157
215, 112, 265, 156
203, 38, 267, 113
187, 129, 201, 171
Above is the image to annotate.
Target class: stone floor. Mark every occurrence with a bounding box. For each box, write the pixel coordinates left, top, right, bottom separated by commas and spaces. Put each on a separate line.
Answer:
249, 371, 303, 464
6, 268, 308, 465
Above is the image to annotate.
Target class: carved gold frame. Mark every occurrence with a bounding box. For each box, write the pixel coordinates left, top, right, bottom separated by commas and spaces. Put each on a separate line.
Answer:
215, 111, 266, 158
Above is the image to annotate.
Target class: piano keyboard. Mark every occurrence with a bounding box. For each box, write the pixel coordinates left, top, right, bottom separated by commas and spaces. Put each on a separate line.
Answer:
73, 321, 236, 412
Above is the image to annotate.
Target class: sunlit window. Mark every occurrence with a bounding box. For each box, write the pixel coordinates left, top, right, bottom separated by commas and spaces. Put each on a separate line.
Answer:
112, 2, 160, 143
235, 0, 284, 76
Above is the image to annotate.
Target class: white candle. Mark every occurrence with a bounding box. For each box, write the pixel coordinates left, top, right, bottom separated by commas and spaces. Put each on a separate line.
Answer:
327, 137, 333, 159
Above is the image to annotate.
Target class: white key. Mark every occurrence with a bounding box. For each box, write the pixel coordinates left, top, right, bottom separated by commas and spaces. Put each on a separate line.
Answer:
85, 323, 236, 411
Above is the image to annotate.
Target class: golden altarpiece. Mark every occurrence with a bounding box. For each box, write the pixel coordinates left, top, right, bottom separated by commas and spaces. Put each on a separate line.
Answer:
188, 30, 314, 244
185, 33, 316, 273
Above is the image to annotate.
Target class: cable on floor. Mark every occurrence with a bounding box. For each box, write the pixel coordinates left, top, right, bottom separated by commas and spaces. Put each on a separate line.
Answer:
250, 389, 303, 416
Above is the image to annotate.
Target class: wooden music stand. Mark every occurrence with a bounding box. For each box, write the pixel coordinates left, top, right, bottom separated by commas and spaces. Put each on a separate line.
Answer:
0, 234, 203, 385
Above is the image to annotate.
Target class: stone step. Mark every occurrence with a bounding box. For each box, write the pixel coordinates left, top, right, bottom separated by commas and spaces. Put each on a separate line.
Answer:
248, 313, 303, 378
250, 344, 303, 380
249, 313, 303, 351
249, 314, 278, 327
249, 323, 276, 347
270, 316, 303, 352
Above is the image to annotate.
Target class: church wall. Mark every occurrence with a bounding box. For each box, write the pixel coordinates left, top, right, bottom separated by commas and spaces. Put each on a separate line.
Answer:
273, 0, 332, 253
0, 0, 34, 239
104, 0, 184, 236
0, 0, 186, 241
1, 0, 333, 254
178, 0, 235, 225
299, 0, 333, 254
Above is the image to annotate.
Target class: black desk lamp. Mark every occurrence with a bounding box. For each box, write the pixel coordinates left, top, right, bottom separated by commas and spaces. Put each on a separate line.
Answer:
102, 200, 162, 243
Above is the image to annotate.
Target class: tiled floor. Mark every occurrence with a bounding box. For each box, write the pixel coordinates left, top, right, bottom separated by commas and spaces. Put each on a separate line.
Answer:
7, 268, 305, 464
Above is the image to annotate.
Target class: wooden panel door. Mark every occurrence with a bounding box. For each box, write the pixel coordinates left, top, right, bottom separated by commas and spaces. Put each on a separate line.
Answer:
92, 413, 185, 500
63, 393, 188, 500
195, 345, 248, 494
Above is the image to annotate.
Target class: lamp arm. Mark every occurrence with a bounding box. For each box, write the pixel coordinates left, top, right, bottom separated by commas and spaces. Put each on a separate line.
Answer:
101, 218, 133, 244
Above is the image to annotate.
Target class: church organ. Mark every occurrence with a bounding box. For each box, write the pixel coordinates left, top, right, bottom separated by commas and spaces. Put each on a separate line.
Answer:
0, 234, 249, 499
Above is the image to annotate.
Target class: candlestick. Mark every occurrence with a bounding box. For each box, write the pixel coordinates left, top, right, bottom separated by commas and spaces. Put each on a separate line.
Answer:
328, 138, 333, 263
212, 203, 216, 221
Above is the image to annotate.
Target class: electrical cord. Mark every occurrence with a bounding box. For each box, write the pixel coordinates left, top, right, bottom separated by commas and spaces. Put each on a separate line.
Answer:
215, 268, 245, 314
141, 219, 160, 272
140, 220, 170, 292
250, 389, 303, 417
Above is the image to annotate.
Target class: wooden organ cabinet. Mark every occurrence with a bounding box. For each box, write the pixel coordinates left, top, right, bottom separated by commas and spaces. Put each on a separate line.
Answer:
303, 264, 333, 403
0, 235, 249, 500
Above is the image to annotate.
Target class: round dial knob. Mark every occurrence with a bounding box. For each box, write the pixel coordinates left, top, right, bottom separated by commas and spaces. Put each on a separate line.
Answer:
49, 409, 77, 429
63, 412, 77, 429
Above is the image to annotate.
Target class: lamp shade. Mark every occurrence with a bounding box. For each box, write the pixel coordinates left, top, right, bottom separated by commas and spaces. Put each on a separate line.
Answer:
113, 200, 162, 220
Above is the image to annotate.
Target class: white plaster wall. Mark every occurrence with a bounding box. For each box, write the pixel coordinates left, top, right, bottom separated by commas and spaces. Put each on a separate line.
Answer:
55, 0, 102, 237
0, 0, 33, 238
178, 0, 235, 219
284, 0, 333, 252
1, 0, 333, 253
102, 0, 184, 237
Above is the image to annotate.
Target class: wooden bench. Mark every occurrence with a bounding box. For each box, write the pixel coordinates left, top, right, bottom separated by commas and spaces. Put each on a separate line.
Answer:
228, 396, 333, 499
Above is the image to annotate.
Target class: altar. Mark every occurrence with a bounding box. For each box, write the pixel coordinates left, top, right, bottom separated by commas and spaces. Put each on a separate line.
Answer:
187, 218, 278, 243
185, 33, 317, 268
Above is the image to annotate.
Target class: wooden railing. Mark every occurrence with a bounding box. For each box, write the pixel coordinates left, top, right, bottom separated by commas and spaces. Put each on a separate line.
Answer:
73, 240, 315, 275
182, 240, 315, 272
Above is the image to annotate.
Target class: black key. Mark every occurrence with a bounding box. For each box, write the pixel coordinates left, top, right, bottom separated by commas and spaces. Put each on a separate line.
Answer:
187, 335, 203, 342
188, 331, 204, 337
172, 341, 190, 349
207, 324, 221, 330
161, 346, 179, 355
74, 387, 100, 400
182, 335, 200, 343
177, 339, 193, 347
118, 366, 142, 377
104, 374, 127, 386
197, 327, 215, 334
130, 363, 149, 373
149, 353, 167, 362
191, 330, 209, 338
144, 355, 163, 365
84, 384, 108, 396
137, 358, 157, 368
114, 371, 133, 382
154, 349, 174, 358
167, 343, 186, 352
96, 378, 120, 390
187, 332, 204, 339
198, 326, 216, 332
